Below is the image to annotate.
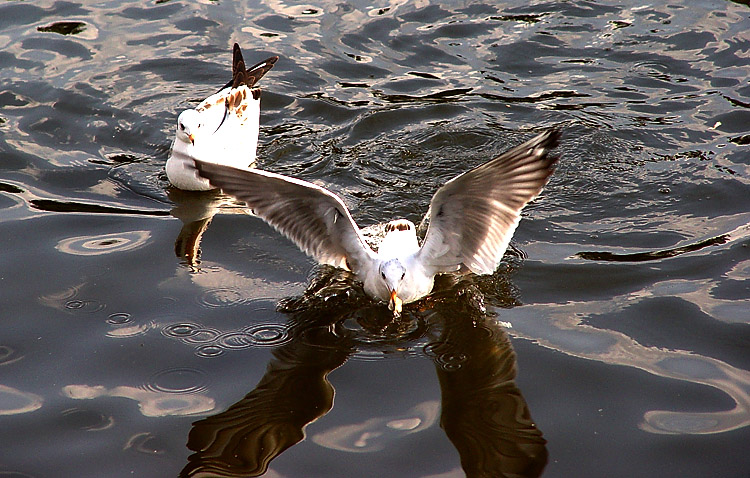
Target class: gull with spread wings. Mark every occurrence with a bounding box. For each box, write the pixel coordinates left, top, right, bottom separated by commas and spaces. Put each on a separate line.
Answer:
195, 130, 560, 315
166, 43, 278, 190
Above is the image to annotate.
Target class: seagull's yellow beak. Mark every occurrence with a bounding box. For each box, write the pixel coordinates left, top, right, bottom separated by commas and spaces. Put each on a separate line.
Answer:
188, 133, 195, 145
388, 289, 403, 317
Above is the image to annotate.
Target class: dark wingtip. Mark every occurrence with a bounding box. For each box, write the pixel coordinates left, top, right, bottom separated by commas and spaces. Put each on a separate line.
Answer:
542, 128, 562, 149
232, 43, 245, 71
542, 129, 562, 171
535, 129, 562, 169
241, 55, 279, 87
225, 46, 279, 89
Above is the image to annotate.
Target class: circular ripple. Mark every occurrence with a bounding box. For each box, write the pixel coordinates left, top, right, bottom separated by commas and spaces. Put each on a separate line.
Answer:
242, 324, 292, 347
60, 407, 114, 431
64, 299, 105, 313
162, 323, 202, 338
196, 287, 252, 308
56, 231, 151, 256
146, 367, 208, 394
195, 345, 224, 358
0, 345, 23, 366
435, 351, 468, 371
106, 313, 132, 325
183, 328, 221, 344
423, 342, 470, 370
124, 432, 166, 456
629, 60, 675, 82
217, 332, 255, 349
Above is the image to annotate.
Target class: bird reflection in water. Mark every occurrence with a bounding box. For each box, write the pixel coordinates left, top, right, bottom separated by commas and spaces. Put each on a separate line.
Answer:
180, 267, 546, 477
168, 187, 247, 270
427, 278, 547, 478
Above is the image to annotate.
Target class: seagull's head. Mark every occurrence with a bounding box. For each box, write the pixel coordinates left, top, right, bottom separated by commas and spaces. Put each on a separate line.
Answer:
176, 109, 202, 145
379, 259, 407, 317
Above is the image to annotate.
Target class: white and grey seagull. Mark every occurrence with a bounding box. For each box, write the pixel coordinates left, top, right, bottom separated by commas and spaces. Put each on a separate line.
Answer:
166, 43, 278, 191
194, 129, 560, 316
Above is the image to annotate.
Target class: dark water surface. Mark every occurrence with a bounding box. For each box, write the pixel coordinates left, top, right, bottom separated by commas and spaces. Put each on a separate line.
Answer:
1, 1, 749, 477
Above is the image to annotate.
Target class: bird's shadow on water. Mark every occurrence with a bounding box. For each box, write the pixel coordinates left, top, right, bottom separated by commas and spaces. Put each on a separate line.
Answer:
179, 265, 547, 478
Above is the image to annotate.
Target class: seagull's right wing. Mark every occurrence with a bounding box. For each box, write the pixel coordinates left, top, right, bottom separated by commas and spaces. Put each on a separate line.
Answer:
194, 160, 377, 274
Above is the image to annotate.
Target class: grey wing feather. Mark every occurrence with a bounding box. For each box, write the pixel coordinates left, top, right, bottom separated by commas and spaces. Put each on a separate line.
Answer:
193, 161, 376, 274
417, 129, 560, 275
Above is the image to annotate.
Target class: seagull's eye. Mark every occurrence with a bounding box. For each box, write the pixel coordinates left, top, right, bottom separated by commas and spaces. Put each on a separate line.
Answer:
179, 123, 185, 131
400, 272, 405, 281
380, 271, 386, 280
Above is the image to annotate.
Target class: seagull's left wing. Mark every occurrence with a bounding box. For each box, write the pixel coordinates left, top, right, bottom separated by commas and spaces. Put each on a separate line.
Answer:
416, 129, 560, 275
194, 160, 377, 275
227, 43, 278, 89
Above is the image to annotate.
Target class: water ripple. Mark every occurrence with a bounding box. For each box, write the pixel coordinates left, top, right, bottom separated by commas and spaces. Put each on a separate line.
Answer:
162, 322, 202, 339
64, 299, 105, 314
216, 332, 256, 349
55, 231, 151, 255
146, 367, 209, 395
0, 345, 23, 366
162, 320, 291, 357
423, 342, 469, 371
242, 324, 292, 347
60, 407, 114, 431
105, 312, 132, 325
630, 60, 681, 83
329, 311, 428, 362
162, 322, 224, 350
183, 329, 222, 344
195, 345, 225, 358
0, 385, 43, 415
194, 287, 267, 309
124, 432, 166, 456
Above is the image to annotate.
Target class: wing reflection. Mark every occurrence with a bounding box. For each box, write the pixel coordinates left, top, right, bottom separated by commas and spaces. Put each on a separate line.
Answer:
427, 282, 548, 478
181, 273, 546, 477
181, 302, 356, 477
